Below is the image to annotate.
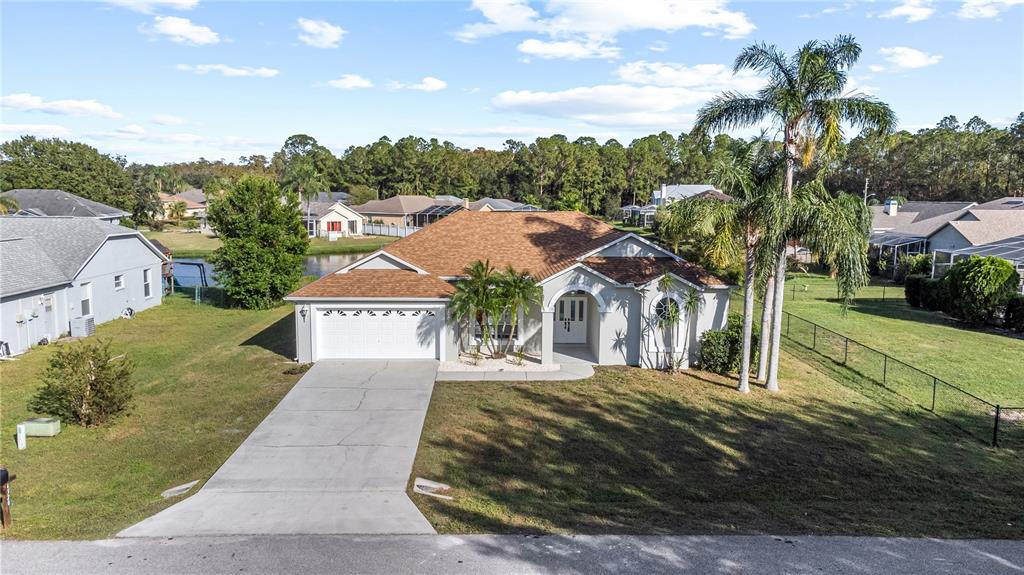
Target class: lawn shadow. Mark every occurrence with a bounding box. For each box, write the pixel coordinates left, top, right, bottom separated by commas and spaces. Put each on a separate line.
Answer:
414, 369, 1024, 539
241, 313, 295, 360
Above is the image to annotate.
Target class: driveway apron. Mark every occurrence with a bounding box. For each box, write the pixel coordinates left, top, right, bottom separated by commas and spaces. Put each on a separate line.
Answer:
120, 360, 438, 536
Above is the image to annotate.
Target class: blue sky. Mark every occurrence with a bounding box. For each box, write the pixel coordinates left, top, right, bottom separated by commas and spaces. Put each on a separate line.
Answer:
2, 0, 1021, 163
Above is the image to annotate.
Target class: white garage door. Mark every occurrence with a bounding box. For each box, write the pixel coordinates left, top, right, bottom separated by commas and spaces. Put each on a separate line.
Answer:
316, 306, 441, 359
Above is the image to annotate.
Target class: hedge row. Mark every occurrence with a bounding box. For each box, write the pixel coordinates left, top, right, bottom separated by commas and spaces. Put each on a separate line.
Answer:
904, 255, 1022, 330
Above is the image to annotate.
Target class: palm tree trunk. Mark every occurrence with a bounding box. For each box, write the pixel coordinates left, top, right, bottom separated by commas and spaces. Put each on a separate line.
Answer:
765, 128, 797, 393
757, 274, 775, 381
738, 246, 755, 393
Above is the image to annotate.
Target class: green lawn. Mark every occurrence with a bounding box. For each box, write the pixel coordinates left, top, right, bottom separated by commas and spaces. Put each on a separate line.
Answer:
773, 273, 1024, 405
0, 294, 302, 539
410, 359, 1024, 538
142, 230, 395, 258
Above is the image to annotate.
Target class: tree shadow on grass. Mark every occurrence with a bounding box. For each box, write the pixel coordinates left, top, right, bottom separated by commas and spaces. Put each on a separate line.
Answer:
241, 313, 295, 360
413, 370, 1024, 539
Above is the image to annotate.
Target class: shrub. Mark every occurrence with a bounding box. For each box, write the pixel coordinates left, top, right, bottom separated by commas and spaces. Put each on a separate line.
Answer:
895, 253, 932, 283
27, 339, 135, 427
148, 219, 166, 232
1004, 294, 1024, 333
920, 277, 947, 312
183, 219, 199, 231
119, 217, 137, 229
904, 274, 926, 308
943, 256, 1018, 325
698, 315, 759, 375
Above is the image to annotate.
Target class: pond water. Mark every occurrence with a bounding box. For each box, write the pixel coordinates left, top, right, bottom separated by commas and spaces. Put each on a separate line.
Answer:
172, 253, 365, 287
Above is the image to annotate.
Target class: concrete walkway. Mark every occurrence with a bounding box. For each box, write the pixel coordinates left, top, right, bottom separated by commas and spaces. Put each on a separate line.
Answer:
7, 535, 1024, 574
436, 346, 596, 382
120, 360, 438, 537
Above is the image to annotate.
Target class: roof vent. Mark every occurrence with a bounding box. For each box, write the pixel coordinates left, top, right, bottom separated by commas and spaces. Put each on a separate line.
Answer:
884, 199, 899, 216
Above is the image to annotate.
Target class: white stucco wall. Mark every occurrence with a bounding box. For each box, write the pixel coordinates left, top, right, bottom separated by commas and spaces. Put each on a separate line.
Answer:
72, 235, 164, 325
596, 237, 669, 258
317, 208, 364, 237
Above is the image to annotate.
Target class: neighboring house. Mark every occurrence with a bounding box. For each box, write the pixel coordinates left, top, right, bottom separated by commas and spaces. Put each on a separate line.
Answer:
974, 196, 1024, 210
159, 192, 205, 219
651, 184, 720, 207
868, 200, 978, 265
0, 189, 129, 223
926, 209, 1024, 253
286, 211, 731, 368
302, 201, 366, 238
932, 234, 1024, 292
620, 204, 658, 227
467, 197, 540, 212
351, 195, 459, 226
0, 217, 166, 356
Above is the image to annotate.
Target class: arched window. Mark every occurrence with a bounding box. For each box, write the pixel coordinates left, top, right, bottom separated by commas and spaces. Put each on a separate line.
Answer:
655, 298, 679, 321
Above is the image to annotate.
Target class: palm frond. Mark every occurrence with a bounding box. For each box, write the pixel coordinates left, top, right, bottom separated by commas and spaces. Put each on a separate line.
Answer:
694, 93, 773, 135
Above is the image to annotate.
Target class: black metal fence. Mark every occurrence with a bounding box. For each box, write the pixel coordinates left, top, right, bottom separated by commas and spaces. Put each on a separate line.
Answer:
781, 310, 1022, 449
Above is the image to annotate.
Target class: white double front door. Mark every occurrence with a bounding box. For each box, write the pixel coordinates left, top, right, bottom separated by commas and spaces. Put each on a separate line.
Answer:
553, 296, 587, 344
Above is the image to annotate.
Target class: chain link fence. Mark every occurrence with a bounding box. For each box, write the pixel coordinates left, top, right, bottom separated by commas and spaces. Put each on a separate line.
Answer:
782, 310, 1021, 448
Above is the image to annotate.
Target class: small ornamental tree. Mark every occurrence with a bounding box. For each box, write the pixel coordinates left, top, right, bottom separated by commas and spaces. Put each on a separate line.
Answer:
207, 175, 309, 309
943, 256, 1018, 325
28, 339, 136, 427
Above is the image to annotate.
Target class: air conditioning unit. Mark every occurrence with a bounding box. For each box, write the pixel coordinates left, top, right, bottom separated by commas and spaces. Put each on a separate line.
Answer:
70, 315, 96, 337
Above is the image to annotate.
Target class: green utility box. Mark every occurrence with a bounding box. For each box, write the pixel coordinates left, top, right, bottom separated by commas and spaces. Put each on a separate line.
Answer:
22, 418, 60, 437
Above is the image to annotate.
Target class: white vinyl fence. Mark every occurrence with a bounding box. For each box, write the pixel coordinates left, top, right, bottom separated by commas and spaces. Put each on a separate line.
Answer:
364, 223, 422, 237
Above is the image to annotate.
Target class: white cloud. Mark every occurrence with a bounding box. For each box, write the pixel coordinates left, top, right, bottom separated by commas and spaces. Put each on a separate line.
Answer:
0, 93, 122, 119
517, 38, 619, 60
491, 84, 709, 127
390, 76, 447, 92
88, 129, 205, 144
0, 123, 71, 138
456, 0, 754, 61
878, 46, 943, 70
616, 61, 765, 92
117, 124, 147, 135
881, 0, 935, 22
146, 16, 219, 45
151, 113, 187, 125
297, 18, 345, 48
105, 0, 197, 14
326, 74, 373, 89
869, 64, 886, 73
176, 64, 280, 78
647, 40, 669, 52
957, 0, 1024, 18
430, 126, 554, 138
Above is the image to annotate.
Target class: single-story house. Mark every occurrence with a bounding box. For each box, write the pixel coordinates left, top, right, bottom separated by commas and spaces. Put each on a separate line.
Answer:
620, 204, 658, 227
0, 216, 166, 356
302, 200, 366, 238
1, 188, 129, 223
467, 197, 540, 212
868, 200, 979, 269
285, 211, 732, 368
651, 184, 720, 207
932, 234, 1024, 292
351, 195, 461, 227
926, 208, 1024, 253
159, 191, 205, 220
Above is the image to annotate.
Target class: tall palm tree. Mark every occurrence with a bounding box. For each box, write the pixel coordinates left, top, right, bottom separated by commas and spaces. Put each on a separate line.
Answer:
663, 140, 783, 392
449, 260, 500, 357
497, 266, 542, 356
694, 35, 896, 392
282, 157, 329, 237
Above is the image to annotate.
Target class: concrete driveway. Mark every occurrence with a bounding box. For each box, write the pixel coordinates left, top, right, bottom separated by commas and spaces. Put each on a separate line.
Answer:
120, 360, 438, 536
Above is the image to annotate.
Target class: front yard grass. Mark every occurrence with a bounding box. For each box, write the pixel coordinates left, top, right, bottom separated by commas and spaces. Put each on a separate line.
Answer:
142, 230, 395, 258
777, 273, 1024, 405
0, 294, 302, 539
410, 357, 1024, 538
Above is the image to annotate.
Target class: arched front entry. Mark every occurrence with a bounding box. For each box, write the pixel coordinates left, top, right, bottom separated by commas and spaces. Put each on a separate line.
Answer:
549, 289, 603, 363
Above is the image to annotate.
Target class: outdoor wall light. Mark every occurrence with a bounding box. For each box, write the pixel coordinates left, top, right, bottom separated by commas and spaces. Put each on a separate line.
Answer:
300, 306, 308, 320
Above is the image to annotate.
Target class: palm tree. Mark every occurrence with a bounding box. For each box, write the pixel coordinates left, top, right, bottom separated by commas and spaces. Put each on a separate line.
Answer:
282, 157, 329, 237
168, 200, 188, 221
0, 195, 19, 215
694, 35, 896, 392
655, 272, 703, 372
497, 266, 542, 357
449, 260, 500, 357
662, 140, 783, 391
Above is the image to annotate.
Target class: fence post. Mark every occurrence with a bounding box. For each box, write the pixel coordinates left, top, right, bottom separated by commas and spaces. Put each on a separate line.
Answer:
992, 405, 1001, 448
812, 323, 817, 350
931, 377, 937, 411
883, 355, 888, 385
843, 337, 849, 364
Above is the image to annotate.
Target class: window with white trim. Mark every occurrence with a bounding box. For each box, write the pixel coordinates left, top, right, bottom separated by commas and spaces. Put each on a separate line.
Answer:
114, 274, 124, 290
143, 269, 152, 298
81, 282, 92, 316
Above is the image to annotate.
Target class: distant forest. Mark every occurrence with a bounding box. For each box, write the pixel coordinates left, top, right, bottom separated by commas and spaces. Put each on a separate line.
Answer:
2, 112, 1022, 222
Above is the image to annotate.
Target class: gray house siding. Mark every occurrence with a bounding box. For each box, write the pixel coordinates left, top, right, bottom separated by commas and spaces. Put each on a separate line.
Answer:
0, 287, 70, 356
72, 236, 163, 324
928, 225, 971, 253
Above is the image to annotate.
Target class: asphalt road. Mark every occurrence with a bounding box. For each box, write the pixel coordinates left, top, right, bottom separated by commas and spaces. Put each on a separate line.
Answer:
4, 534, 1023, 575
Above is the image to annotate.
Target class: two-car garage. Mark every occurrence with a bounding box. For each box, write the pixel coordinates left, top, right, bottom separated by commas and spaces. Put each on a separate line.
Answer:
311, 303, 446, 361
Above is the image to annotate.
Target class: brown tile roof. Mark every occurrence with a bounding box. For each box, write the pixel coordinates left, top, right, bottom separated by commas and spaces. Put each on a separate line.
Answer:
382, 210, 626, 278
582, 256, 729, 288
288, 269, 455, 299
